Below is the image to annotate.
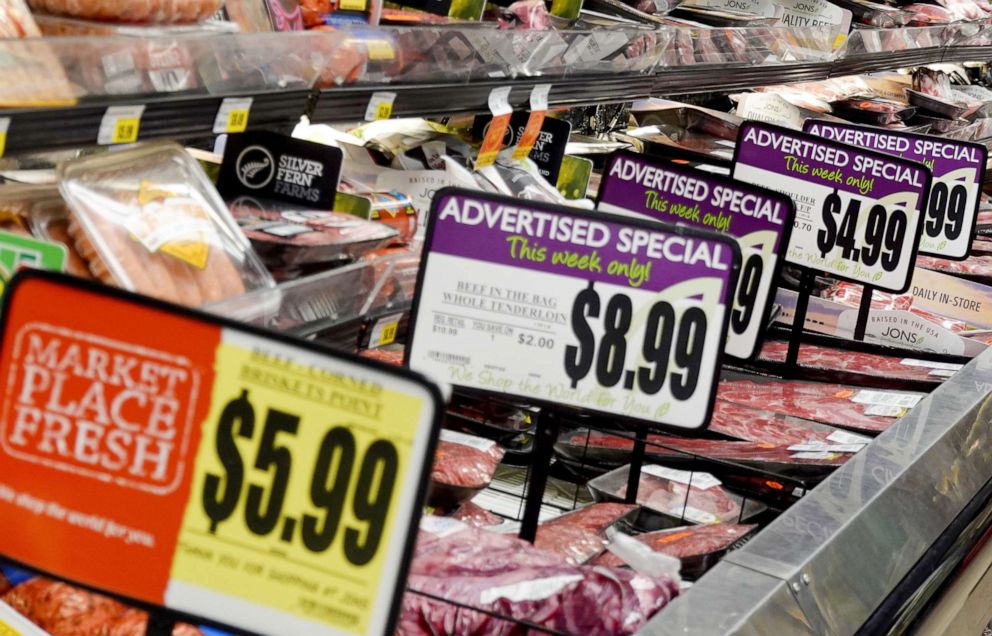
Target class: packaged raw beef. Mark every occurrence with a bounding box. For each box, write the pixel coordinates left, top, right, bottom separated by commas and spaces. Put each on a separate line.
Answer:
754, 339, 957, 388
428, 429, 505, 507
358, 344, 404, 366
27, 0, 223, 23
403, 520, 678, 636
592, 523, 756, 578
590, 464, 752, 526
534, 503, 637, 564
821, 280, 972, 333
709, 399, 841, 445
58, 143, 275, 307
916, 254, 992, 284
451, 500, 506, 528
230, 200, 397, 267
831, 97, 916, 125
2, 578, 203, 635
717, 377, 925, 433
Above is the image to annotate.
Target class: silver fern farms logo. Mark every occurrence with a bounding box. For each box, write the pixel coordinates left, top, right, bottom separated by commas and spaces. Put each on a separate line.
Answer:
236, 145, 275, 190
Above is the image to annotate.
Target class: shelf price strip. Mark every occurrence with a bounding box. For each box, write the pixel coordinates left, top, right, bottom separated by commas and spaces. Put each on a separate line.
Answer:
406, 187, 740, 430
732, 122, 930, 352
0, 271, 442, 636
804, 120, 986, 261
597, 149, 795, 360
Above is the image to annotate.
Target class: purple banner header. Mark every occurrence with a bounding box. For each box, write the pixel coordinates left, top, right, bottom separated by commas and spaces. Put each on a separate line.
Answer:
735, 122, 930, 199
804, 120, 986, 178
428, 190, 740, 294
597, 150, 794, 252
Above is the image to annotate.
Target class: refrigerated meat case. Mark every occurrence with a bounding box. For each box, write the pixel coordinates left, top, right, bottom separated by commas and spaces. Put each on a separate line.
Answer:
5, 15, 992, 636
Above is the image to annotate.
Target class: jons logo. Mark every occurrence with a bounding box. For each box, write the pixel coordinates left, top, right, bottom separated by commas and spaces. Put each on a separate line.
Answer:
236, 145, 275, 190
1, 323, 200, 495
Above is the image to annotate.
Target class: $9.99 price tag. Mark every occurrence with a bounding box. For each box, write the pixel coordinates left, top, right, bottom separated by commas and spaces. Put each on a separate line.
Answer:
732, 122, 930, 294
0, 271, 441, 636
407, 188, 741, 430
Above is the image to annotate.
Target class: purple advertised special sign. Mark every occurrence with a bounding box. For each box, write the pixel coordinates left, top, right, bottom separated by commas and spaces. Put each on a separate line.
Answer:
733, 121, 931, 294
804, 120, 986, 261
407, 188, 741, 430
596, 149, 795, 359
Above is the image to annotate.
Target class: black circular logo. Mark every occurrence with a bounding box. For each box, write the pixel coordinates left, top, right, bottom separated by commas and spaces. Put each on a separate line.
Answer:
236, 145, 275, 190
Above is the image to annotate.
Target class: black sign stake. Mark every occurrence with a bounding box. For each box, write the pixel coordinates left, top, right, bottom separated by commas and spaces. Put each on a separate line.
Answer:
786, 269, 816, 377
519, 411, 558, 543
625, 429, 648, 504
854, 285, 874, 341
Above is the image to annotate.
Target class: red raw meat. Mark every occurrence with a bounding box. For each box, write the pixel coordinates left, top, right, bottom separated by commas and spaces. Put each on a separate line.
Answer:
592, 523, 755, 567
0, 574, 9, 596
618, 469, 742, 524
757, 340, 952, 383
431, 430, 505, 490
709, 399, 838, 445
717, 378, 914, 432
823, 281, 970, 332
359, 346, 404, 366
452, 501, 505, 528
535, 503, 636, 564
401, 523, 677, 636
916, 254, 992, 282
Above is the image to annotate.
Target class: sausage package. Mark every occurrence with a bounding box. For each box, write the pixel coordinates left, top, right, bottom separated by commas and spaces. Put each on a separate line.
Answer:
27, 0, 222, 23
58, 142, 274, 307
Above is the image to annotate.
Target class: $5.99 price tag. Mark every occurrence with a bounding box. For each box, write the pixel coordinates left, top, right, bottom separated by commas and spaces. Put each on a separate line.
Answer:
597, 149, 795, 360
0, 271, 441, 636
805, 120, 986, 261
407, 188, 741, 430
733, 122, 930, 294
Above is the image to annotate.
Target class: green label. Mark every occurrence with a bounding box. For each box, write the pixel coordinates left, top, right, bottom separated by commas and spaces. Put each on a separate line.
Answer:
0, 230, 66, 296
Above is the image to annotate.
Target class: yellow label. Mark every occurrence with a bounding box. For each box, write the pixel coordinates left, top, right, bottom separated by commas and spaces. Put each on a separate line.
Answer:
131, 180, 211, 269
0, 132, 6, 159
0, 619, 21, 636
379, 323, 398, 346
226, 109, 250, 133
374, 102, 393, 121
112, 117, 140, 144
365, 40, 395, 61
340, 0, 367, 10
160, 241, 210, 269
172, 341, 425, 634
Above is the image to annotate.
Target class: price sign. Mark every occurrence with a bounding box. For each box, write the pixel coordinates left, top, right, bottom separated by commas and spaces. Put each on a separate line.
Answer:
407, 188, 740, 429
0, 118, 9, 159
0, 271, 441, 636
364, 92, 396, 122
213, 97, 253, 134
597, 149, 794, 359
804, 120, 986, 261
732, 122, 930, 294
97, 105, 144, 146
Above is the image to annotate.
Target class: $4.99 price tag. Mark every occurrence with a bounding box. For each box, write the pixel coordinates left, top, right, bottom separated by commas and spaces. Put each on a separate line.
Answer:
596, 149, 795, 360
732, 122, 930, 294
0, 271, 441, 636
407, 188, 741, 429
804, 120, 986, 261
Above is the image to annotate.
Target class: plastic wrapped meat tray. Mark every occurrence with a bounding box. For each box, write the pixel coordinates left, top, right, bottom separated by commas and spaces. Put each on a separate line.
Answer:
534, 503, 638, 564
592, 523, 757, 578
27, 0, 223, 23
58, 142, 275, 307
427, 429, 505, 508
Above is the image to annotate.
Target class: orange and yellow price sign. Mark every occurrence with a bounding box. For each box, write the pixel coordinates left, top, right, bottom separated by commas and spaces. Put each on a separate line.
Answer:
0, 271, 442, 636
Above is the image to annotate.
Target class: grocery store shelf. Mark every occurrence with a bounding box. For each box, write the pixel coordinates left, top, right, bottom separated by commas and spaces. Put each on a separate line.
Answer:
653, 62, 832, 95
0, 89, 310, 156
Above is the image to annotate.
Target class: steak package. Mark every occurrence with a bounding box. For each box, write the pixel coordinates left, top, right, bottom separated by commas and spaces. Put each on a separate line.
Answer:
428, 429, 505, 507
916, 254, 992, 285
2, 577, 203, 635
589, 464, 763, 527
402, 518, 679, 636
58, 142, 274, 307
753, 339, 959, 389
717, 376, 925, 433
230, 199, 397, 267
534, 503, 637, 564
27, 0, 223, 23
592, 523, 756, 578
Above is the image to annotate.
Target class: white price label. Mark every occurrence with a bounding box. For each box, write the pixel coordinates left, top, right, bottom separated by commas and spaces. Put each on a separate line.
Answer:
788, 443, 864, 453
597, 150, 794, 360
805, 121, 986, 260
827, 430, 872, 445
97, 105, 144, 145
733, 122, 928, 293
439, 428, 497, 453
852, 389, 923, 408
369, 312, 403, 348
213, 97, 253, 134
364, 91, 396, 122
899, 358, 964, 372
864, 404, 908, 417
644, 464, 722, 489
407, 189, 741, 430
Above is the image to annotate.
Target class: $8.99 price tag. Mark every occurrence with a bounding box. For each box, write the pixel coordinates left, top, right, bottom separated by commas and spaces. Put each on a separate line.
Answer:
407, 188, 741, 430
732, 122, 929, 293
0, 272, 441, 636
